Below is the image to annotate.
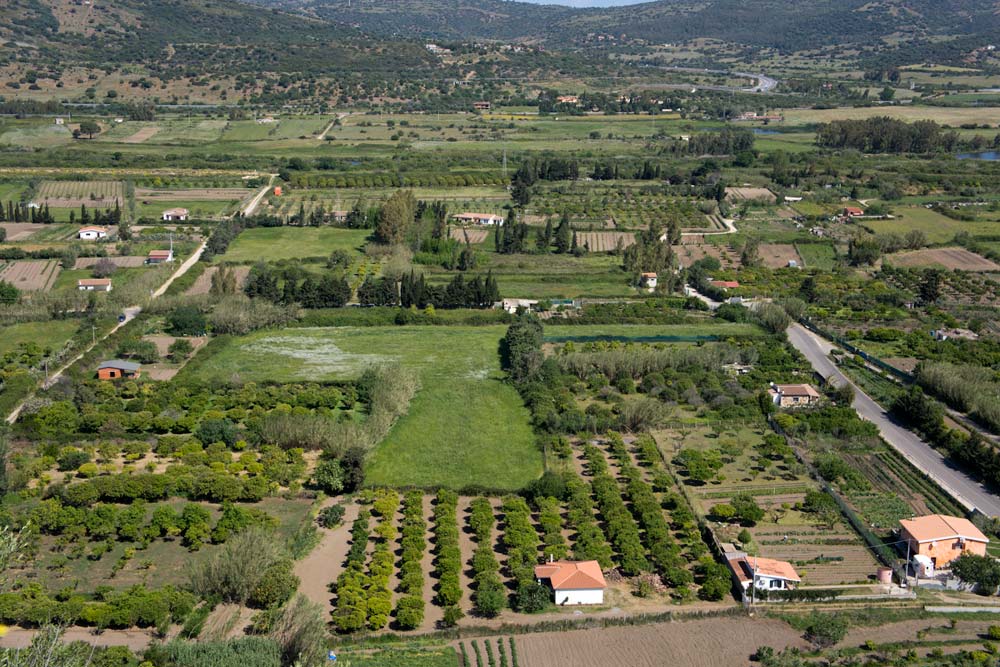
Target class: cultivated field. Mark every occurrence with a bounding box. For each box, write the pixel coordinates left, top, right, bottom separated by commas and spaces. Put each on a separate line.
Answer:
448, 228, 490, 244
726, 186, 776, 203
0, 260, 61, 291
181, 326, 541, 490
121, 127, 159, 144
185, 265, 252, 296
576, 231, 636, 252
513, 617, 806, 667
672, 238, 741, 269
863, 206, 1000, 243
783, 106, 1000, 126
0, 223, 47, 241
220, 227, 370, 263
758, 243, 803, 269
135, 187, 250, 202
887, 246, 1000, 271
74, 256, 147, 269
35, 180, 124, 208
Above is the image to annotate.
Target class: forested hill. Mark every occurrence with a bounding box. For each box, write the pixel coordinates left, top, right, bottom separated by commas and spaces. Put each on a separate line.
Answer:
248, 0, 1000, 52
0, 0, 433, 76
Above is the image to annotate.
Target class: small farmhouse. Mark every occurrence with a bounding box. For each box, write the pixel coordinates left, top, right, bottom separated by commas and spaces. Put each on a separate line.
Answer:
534, 560, 607, 605
710, 280, 740, 289
147, 249, 174, 264
900, 514, 988, 572
725, 552, 800, 593
78, 226, 108, 240
97, 360, 141, 380
843, 206, 864, 218
161, 208, 189, 222
769, 383, 821, 407
273, 186, 283, 197
331, 210, 350, 223
497, 298, 538, 314
640, 272, 658, 289
473, 101, 491, 111
77, 278, 112, 292
453, 212, 504, 226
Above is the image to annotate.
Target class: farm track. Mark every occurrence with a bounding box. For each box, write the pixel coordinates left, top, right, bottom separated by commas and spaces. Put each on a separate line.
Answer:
419, 494, 445, 631
294, 499, 356, 614
456, 497, 477, 617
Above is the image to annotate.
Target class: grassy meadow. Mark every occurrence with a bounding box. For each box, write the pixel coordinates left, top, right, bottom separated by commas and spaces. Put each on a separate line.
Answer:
220, 227, 371, 263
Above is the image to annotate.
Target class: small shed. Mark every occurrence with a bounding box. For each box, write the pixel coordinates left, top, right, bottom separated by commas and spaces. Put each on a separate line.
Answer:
77, 278, 112, 292
98, 359, 141, 380
147, 249, 174, 264
161, 208, 189, 222
534, 560, 607, 606
640, 272, 658, 289
78, 226, 108, 240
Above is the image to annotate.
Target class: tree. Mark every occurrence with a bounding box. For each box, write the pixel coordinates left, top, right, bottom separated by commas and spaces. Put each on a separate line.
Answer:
374, 190, 416, 245
78, 120, 101, 139
805, 612, 849, 647
474, 580, 506, 617
740, 237, 761, 267
952, 553, 1000, 595
919, 269, 942, 304
91, 258, 117, 279
514, 582, 550, 613
730, 491, 765, 525
312, 459, 344, 494
554, 211, 572, 253
168, 338, 194, 361
0, 280, 19, 305
501, 312, 543, 383
168, 305, 208, 336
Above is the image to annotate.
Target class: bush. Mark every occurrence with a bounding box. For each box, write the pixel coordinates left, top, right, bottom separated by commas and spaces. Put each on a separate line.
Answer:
249, 560, 299, 609
805, 612, 849, 648
316, 504, 345, 529
514, 582, 550, 613
312, 459, 343, 494
57, 448, 91, 472
168, 338, 194, 361
77, 462, 100, 479
168, 305, 208, 336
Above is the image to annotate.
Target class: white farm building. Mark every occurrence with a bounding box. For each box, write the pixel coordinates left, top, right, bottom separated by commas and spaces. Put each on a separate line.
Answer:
534, 560, 607, 606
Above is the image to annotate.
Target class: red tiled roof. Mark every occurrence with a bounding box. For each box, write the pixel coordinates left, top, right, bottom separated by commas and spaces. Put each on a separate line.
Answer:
775, 384, 820, 398
730, 556, 800, 584
534, 561, 606, 590
901, 514, 989, 544
78, 278, 111, 286
710, 280, 740, 288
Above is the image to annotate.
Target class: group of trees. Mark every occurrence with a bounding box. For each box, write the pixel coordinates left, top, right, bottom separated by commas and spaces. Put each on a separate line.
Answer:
431, 489, 463, 626
398, 271, 500, 310
623, 222, 678, 286
816, 117, 957, 153
468, 498, 506, 617
0, 201, 55, 224
393, 491, 426, 630
71, 203, 122, 227
244, 263, 352, 309
189, 528, 299, 609
668, 128, 754, 156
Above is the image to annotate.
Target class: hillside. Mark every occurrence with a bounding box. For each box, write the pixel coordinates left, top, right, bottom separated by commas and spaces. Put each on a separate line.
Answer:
247, 0, 1000, 54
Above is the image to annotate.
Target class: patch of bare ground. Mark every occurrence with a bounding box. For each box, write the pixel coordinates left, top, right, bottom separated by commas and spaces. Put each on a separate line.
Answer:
889, 247, 1000, 272
75, 256, 147, 269
449, 228, 489, 244
512, 615, 806, 667
457, 496, 479, 616
0, 223, 46, 241
122, 127, 160, 144
294, 498, 360, 616
838, 618, 995, 648
0, 626, 163, 651
185, 265, 251, 296
759, 243, 803, 269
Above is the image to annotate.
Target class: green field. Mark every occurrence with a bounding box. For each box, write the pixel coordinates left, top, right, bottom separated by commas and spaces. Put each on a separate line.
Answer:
338, 646, 458, 667
135, 198, 241, 220
221, 227, 371, 263
795, 242, 838, 270
0, 320, 80, 357
182, 326, 541, 490
863, 206, 1000, 243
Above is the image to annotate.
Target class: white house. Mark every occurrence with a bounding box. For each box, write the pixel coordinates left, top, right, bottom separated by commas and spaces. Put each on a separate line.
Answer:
769, 383, 821, 408
78, 225, 108, 240
726, 553, 800, 593
534, 560, 607, 606
147, 249, 174, 264
497, 298, 538, 314
453, 212, 504, 226
161, 208, 189, 222
640, 272, 658, 290
77, 278, 112, 292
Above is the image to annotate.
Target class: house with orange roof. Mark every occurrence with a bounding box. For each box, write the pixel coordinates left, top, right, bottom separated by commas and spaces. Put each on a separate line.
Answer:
77, 278, 112, 292
78, 225, 108, 240
900, 514, 988, 571
453, 212, 504, 226
710, 280, 740, 289
534, 560, 607, 605
725, 552, 800, 593
843, 206, 865, 218
640, 272, 658, 290
769, 382, 821, 408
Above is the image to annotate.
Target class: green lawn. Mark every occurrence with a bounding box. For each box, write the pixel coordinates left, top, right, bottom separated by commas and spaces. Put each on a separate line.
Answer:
0, 320, 80, 357
221, 227, 370, 263
795, 242, 837, 270
183, 326, 541, 491
863, 206, 1000, 243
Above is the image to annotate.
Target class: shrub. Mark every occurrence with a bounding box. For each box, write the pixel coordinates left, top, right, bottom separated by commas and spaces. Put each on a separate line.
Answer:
168, 338, 194, 361
805, 612, 849, 648
249, 560, 299, 609
312, 459, 344, 494
514, 582, 550, 613
168, 305, 208, 336
77, 462, 100, 479
317, 504, 345, 529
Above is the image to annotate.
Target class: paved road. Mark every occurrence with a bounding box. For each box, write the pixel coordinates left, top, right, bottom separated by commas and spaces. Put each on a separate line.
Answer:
786, 323, 1000, 517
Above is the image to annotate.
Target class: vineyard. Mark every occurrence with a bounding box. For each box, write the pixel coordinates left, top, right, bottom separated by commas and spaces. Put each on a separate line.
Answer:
35, 181, 124, 208
576, 231, 636, 253
531, 191, 721, 231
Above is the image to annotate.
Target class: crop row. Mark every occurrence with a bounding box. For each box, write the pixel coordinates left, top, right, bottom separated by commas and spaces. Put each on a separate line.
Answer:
393, 491, 425, 630
332, 509, 371, 632
565, 476, 615, 568
432, 490, 462, 609
585, 444, 649, 575
536, 496, 568, 561
501, 496, 540, 588
469, 498, 505, 617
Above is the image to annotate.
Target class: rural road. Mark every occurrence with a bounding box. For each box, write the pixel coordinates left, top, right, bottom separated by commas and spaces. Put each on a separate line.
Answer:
786, 323, 1000, 517
4, 241, 207, 424
240, 175, 276, 217
650, 65, 778, 94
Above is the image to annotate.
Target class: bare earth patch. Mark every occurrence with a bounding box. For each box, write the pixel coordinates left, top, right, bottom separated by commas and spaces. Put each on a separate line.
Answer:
449, 228, 489, 244
294, 499, 360, 615
759, 243, 803, 269
513, 616, 806, 667
888, 247, 1000, 272
136, 187, 251, 201
0, 260, 60, 291
576, 231, 636, 252
185, 265, 251, 296
75, 256, 147, 269
726, 187, 777, 203
122, 126, 160, 144
0, 223, 46, 241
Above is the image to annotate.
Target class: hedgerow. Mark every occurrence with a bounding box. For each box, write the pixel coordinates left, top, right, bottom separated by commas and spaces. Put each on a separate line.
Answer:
433, 489, 462, 608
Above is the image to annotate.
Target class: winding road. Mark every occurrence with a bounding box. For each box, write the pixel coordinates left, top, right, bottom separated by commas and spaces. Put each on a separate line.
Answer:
786, 323, 1000, 517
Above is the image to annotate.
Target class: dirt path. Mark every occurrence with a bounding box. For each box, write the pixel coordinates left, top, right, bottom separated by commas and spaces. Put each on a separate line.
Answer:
457, 497, 477, 616
419, 494, 445, 631
240, 175, 276, 217
0, 626, 160, 651
293, 499, 359, 616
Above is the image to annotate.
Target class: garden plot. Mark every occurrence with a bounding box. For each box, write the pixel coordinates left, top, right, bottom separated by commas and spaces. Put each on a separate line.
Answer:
887, 247, 1000, 272
74, 256, 147, 269
748, 523, 880, 586
758, 243, 803, 268
122, 126, 159, 144
725, 187, 776, 203
448, 228, 489, 244
0, 260, 60, 291
672, 239, 741, 269
135, 187, 252, 202
576, 231, 636, 252
0, 223, 47, 241
34, 180, 124, 208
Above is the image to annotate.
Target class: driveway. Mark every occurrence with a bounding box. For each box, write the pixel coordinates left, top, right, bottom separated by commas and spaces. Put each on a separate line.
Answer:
786, 323, 1000, 517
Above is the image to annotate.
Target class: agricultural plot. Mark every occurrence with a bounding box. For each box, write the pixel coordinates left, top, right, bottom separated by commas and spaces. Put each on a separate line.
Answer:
220, 227, 370, 263
672, 238, 741, 269
448, 228, 490, 244
135, 198, 240, 220
576, 231, 636, 252
182, 326, 541, 491
185, 265, 251, 296
0, 320, 80, 359
0, 123, 72, 148
0, 223, 47, 241
863, 206, 1000, 243
135, 187, 251, 202
783, 105, 1000, 126
794, 243, 837, 270
122, 127, 159, 144
74, 256, 147, 269
886, 247, 1000, 272
35, 180, 124, 208
0, 260, 60, 291
726, 187, 776, 203
531, 191, 719, 231
758, 243, 803, 269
